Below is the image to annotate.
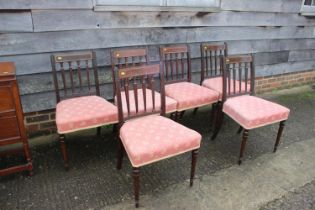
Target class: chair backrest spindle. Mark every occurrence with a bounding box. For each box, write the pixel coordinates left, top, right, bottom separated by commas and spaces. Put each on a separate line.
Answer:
76, 61, 83, 91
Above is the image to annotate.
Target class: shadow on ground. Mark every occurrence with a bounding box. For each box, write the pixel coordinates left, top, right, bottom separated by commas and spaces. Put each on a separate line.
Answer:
1, 87, 314, 210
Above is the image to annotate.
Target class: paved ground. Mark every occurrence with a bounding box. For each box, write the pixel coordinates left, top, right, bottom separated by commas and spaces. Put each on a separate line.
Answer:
107, 137, 315, 210
262, 180, 315, 210
0, 85, 314, 210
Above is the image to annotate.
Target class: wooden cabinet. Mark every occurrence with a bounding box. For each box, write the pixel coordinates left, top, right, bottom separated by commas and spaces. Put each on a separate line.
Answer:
0, 62, 33, 176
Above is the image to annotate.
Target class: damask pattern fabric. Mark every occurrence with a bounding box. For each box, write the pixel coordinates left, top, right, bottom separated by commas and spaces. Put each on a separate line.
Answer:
165, 82, 219, 111
223, 95, 290, 129
120, 115, 201, 167
56, 96, 118, 134
116, 89, 177, 116
202, 77, 250, 100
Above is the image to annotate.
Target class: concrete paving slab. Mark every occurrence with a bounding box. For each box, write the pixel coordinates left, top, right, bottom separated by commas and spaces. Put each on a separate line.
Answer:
262, 180, 315, 210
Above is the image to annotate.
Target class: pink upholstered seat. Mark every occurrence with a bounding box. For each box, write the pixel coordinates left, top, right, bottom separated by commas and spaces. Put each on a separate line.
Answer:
202, 77, 250, 100
116, 89, 177, 116
223, 95, 290, 130
165, 82, 219, 111
56, 96, 118, 134
120, 115, 201, 167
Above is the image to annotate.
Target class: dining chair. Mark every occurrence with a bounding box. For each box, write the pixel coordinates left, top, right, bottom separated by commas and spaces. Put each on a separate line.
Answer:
51, 51, 118, 170
212, 54, 290, 164
200, 42, 250, 100
200, 42, 227, 97
115, 63, 201, 208
111, 48, 149, 96
111, 47, 177, 115
160, 45, 220, 120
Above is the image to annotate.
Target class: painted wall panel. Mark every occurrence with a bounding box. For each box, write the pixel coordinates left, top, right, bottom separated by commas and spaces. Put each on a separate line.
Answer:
32, 10, 315, 32
1, 27, 315, 57
0, 12, 33, 32
2, 39, 315, 76
0, 0, 93, 9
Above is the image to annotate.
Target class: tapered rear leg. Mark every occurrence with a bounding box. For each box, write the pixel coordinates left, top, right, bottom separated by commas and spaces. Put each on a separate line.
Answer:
133, 167, 140, 208
238, 129, 249, 165
190, 149, 199, 187
273, 121, 286, 153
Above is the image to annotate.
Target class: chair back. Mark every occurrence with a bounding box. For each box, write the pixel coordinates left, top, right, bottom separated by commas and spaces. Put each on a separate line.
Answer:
159, 45, 191, 84
221, 54, 255, 102
111, 48, 149, 96
115, 63, 165, 124
200, 42, 228, 84
51, 51, 100, 103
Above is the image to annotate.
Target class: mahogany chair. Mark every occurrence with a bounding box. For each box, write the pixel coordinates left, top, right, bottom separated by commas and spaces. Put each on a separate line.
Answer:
160, 45, 219, 120
111, 48, 177, 114
115, 63, 201, 208
51, 51, 118, 170
200, 42, 250, 101
212, 55, 290, 164
200, 42, 227, 99
111, 48, 149, 97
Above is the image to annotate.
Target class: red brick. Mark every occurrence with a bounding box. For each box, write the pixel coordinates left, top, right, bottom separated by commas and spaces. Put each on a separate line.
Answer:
270, 83, 280, 88
26, 124, 39, 133
276, 77, 285, 81
262, 84, 271, 89
50, 113, 56, 120
285, 76, 294, 80
257, 80, 265, 85
268, 78, 277, 83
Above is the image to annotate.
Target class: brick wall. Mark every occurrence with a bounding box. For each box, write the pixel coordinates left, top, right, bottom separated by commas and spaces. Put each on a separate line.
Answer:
255, 70, 315, 93
24, 109, 56, 138
24, 70, 315, 138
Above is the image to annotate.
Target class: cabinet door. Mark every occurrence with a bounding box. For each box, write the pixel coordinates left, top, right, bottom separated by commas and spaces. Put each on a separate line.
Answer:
0, 84, 15, 112
0, 116, 20, 140
0, 83, 20, 140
